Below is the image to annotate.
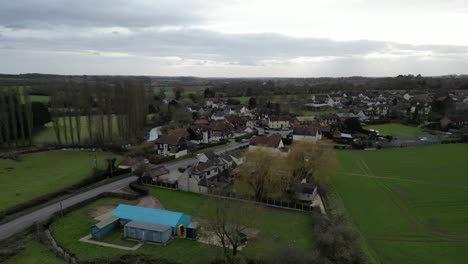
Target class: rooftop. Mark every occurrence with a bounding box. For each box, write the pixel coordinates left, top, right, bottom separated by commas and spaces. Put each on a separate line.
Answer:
113, 204, 188, 228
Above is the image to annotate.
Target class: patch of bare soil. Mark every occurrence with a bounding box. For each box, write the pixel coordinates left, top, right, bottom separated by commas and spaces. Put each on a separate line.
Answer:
90, 196, 164, 221
136, 196, 165, 209
91, 205, 117, 221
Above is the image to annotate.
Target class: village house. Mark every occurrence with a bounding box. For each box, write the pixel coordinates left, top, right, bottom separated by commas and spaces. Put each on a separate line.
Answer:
440, 115, 468, 128
178, 150, 241, 193
249, 133, 284, 152
292, 125, 331, 142
267, 116, 291, 129
316, 114, 339, 125
155, 128, 189, 158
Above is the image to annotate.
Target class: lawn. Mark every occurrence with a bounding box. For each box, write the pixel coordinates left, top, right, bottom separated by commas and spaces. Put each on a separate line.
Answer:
296, 109, 337, 116
4, 240, 64, 264
50, 188, 313, 263
364, 123, 427, 139
30, 95, 50, 103
153, 88, 201, 98
221, 96, 251, 105
34, 115, 122, 145
0, 150, 121, 210
331, 144, 468, 264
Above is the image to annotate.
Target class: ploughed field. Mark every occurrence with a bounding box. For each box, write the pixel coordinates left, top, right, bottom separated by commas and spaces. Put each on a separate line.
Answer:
332, 144, 468, 264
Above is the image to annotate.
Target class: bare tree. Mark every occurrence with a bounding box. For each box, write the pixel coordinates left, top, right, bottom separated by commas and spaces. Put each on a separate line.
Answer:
202, 198, 260, 261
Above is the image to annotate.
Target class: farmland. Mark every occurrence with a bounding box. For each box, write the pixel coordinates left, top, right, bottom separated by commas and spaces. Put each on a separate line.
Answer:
33, 115, 122, 145
0, 150, 120, 210
50, 188, 313, 263
331, 144, 468, 264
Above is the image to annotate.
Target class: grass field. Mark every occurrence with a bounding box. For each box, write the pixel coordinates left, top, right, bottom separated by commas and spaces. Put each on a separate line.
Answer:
297, 109, 337, 116
34, 115, 122, 145
4, 240, 64, 264
50, 188, 313, 263
364, 124, 427, 139
30, 95, 50, 103
332, 144, 468, 264
153, 88, 201, 98
0, 150, 120, 210
221, 96, 251, 104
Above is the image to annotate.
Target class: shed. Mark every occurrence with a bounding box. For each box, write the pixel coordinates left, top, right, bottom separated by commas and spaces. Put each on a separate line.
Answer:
186, 222, 199, 239
91, 215, 119, 239
112, 204, 190, 235
124, 221, 172, 244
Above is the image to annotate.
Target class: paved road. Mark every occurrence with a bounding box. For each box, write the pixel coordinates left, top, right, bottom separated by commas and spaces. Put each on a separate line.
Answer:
0, 176, 138, 241
164, 142, 248, 171
0, 142, 248, 241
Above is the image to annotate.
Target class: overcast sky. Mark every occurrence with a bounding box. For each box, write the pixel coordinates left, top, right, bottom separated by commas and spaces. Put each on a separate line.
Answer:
1, 0, 468, 77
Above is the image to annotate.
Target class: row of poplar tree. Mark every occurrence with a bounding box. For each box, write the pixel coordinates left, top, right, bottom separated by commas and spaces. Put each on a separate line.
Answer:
0, 79, 149, 147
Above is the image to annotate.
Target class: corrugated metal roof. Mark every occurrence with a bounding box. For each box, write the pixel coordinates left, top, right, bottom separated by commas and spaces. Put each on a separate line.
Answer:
112, 204, 187, 228
94, 215, 119, 229
125, 220, 172, 232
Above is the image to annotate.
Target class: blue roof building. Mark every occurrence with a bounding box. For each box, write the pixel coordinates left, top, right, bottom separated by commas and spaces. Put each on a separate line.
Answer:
112, 204, 190, 235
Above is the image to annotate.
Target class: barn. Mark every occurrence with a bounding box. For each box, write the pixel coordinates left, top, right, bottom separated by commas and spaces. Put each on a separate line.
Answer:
91, 215, 119, 239
124, 221, 172, 244
112, 204, 191, 236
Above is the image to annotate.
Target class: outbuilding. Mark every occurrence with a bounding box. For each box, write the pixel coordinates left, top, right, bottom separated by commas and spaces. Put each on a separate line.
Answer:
112, 204, 191, 236
91, 215, 119, 239
124, 221, 172, 244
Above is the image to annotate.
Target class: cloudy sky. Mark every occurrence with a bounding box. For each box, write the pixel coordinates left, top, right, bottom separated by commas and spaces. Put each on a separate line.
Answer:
1, 0, 468, 77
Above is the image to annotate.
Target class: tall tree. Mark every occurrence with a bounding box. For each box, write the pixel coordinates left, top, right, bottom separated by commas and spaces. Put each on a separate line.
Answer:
0, 90, 10, 145
23, 87, 34, 146
7, 90, 19, 145
234, 148, 289, 201
287, 140, 338, 190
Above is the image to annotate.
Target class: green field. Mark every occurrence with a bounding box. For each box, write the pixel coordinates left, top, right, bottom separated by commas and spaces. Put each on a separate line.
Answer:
4, 240, 64, 264
296, 109, 337, 116
221, 96, 251, 104
34, 115, 122, 145
0, 150, 120, 210
332, 144, 468, 264
364, 124, 427, 139
30, 95, 50, 103
153, 88, 201, 98
50, 188, 312, 263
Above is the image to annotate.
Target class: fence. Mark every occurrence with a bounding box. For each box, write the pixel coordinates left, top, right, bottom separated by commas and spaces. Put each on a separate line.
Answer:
378, 136, 441, 149
144, 180, 317, 213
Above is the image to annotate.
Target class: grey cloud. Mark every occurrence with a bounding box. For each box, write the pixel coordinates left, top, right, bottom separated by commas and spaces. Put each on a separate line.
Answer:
0, 0, 207, 28
3, 27, 468, 66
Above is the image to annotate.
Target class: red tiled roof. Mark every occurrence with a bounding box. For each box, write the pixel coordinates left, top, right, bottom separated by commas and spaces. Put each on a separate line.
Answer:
250, 133, 283, 148
194, 119, 209, 125
168, 128, 189, 138
159, 128, 188, 145
293, 125, 330, 136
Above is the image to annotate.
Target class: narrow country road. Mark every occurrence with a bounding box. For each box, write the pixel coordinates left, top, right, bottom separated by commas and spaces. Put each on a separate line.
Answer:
0, 176, 138, 241
0, 142, 248, 241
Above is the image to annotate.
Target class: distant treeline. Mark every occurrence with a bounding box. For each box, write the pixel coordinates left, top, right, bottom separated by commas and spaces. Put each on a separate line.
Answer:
211, 75, 468, 97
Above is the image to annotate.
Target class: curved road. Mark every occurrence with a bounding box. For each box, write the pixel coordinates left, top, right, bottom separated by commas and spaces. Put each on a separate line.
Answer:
0, 142, 248, 241
0, 176, 138, 241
